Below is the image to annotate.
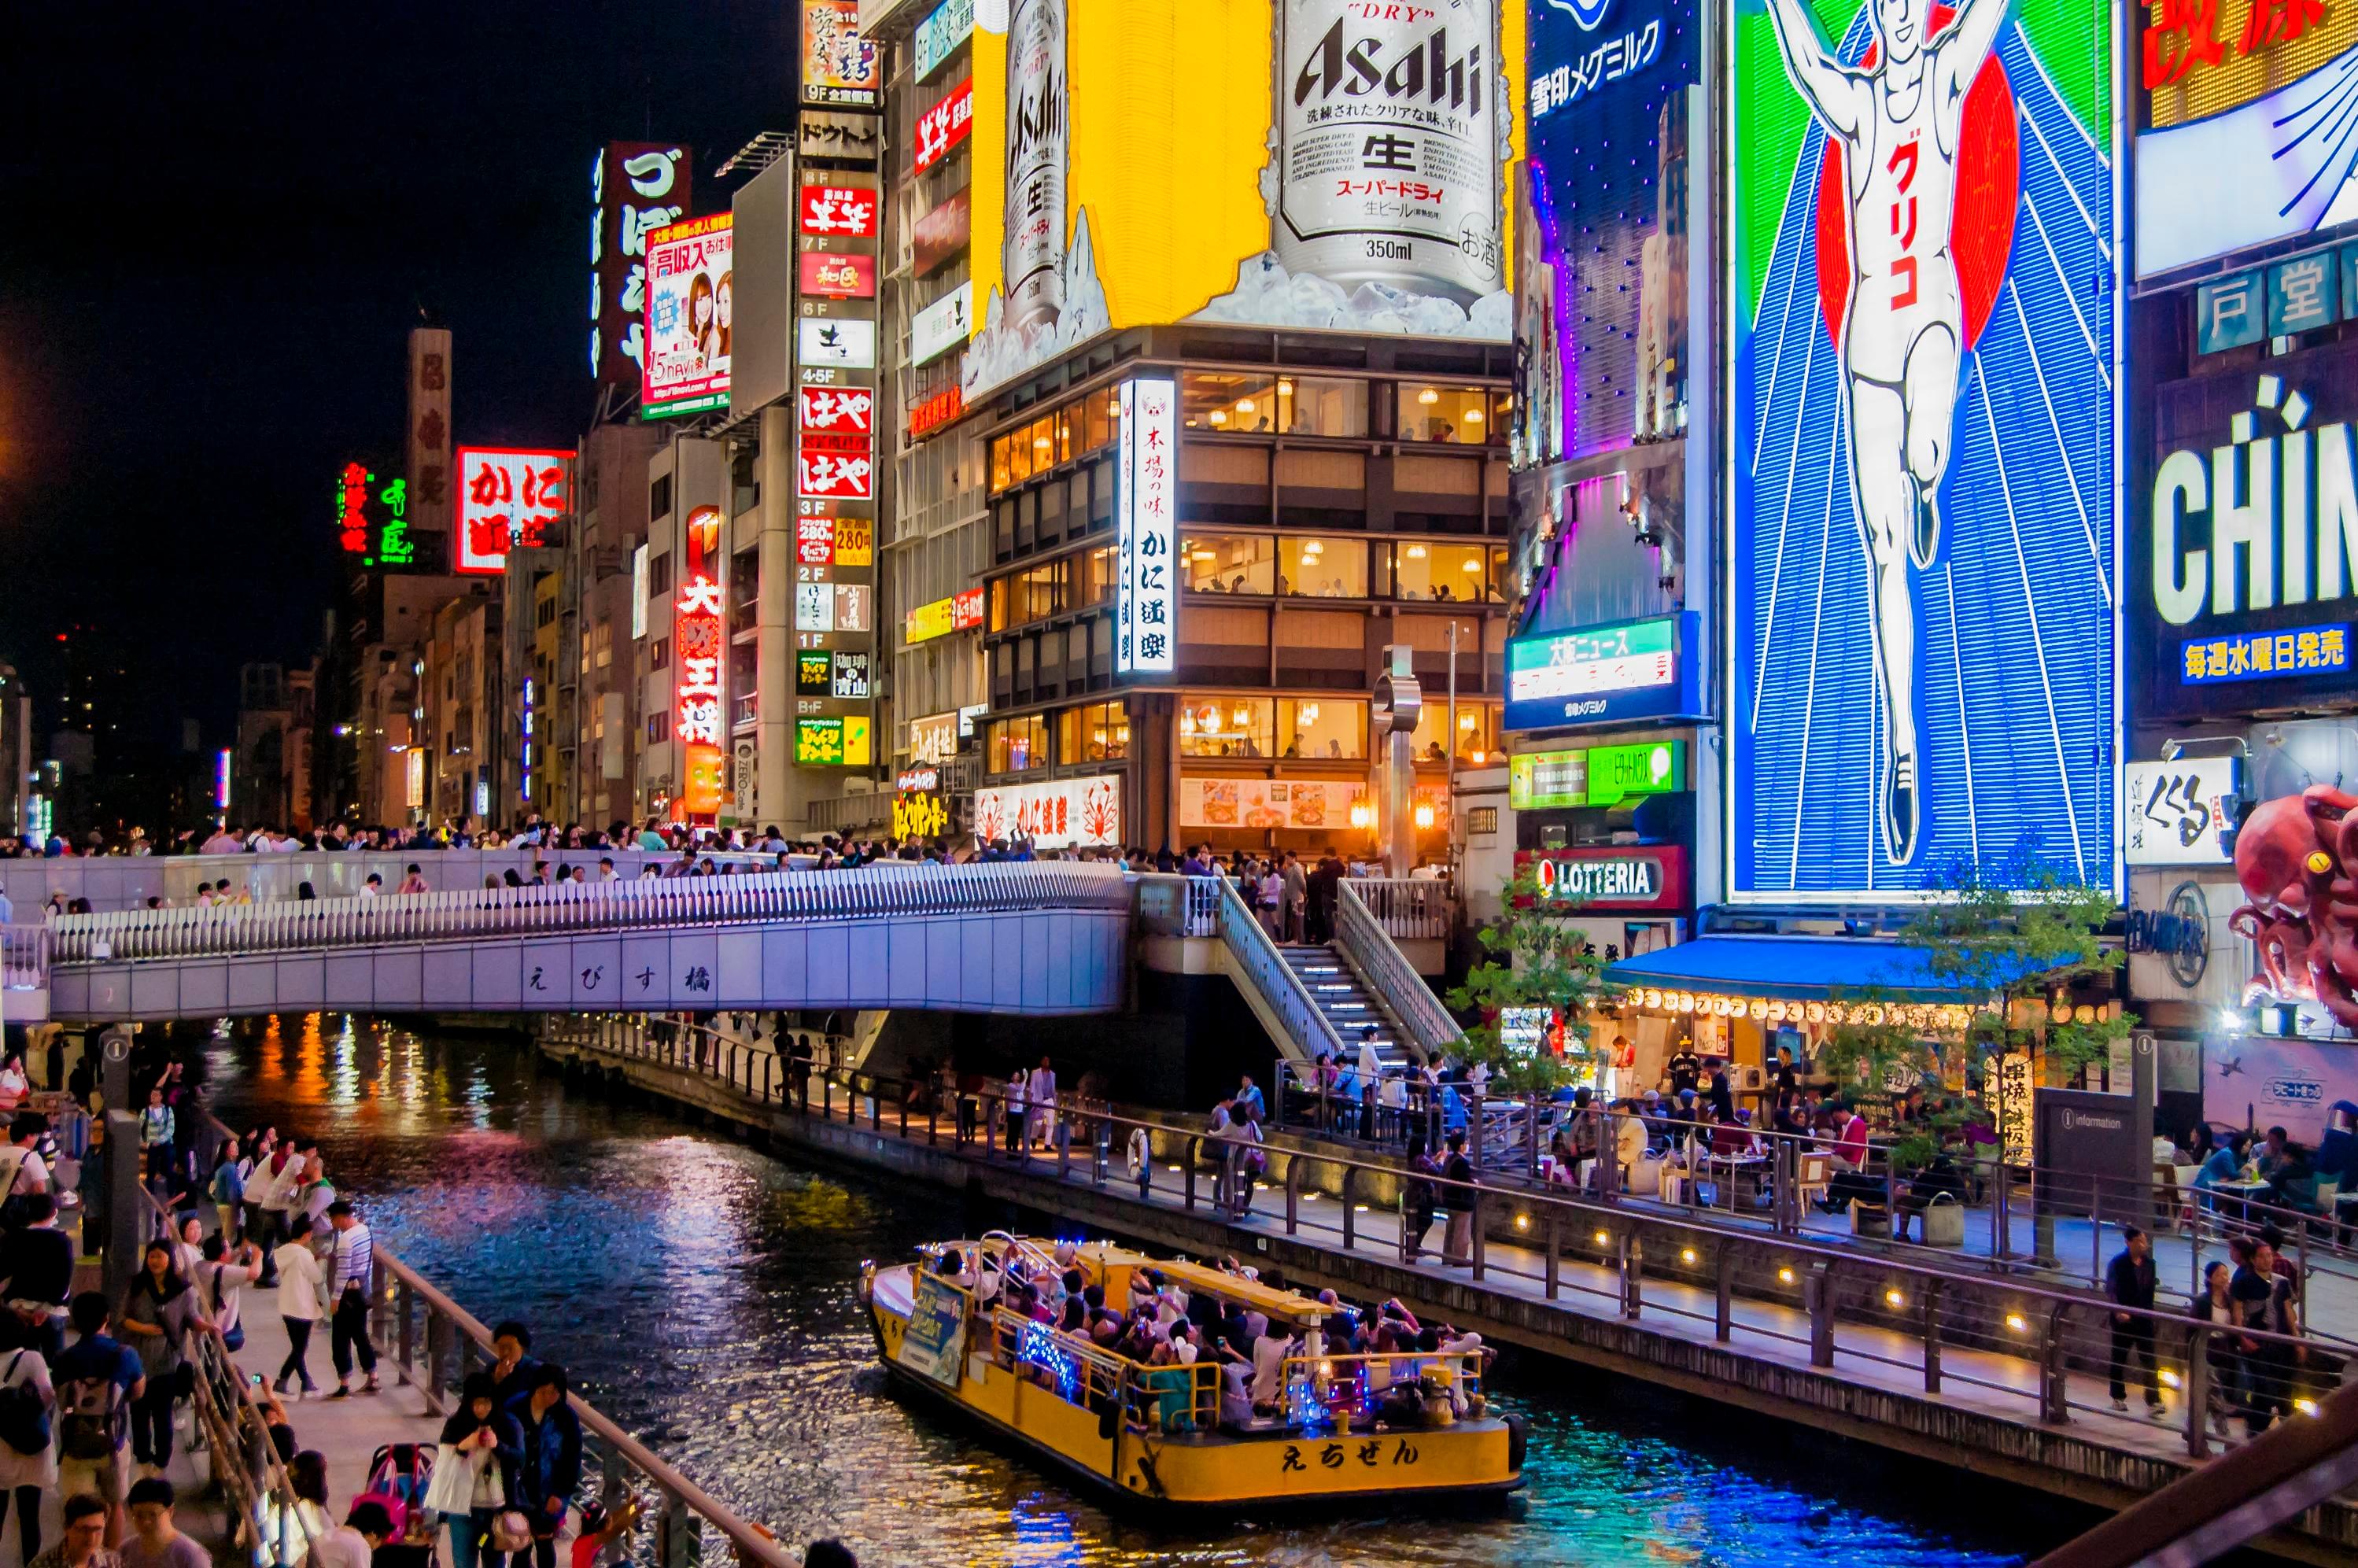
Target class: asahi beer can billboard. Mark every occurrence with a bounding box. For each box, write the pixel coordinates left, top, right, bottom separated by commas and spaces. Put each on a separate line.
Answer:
955, 0, 1523, 402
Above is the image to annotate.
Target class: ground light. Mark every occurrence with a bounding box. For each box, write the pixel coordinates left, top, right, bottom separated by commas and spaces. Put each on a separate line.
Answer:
1514, 1213, 1529, 1230
1681, 1248, 1698, 1264
2160, 1369, 2183, 1389
2006, 1313, 2028, 1333
1778, 1267, 1795, 1284
1885, 1289, 1906, 1308
2296, 1397, 2321, 1416
1593, 1230, 1611, 1247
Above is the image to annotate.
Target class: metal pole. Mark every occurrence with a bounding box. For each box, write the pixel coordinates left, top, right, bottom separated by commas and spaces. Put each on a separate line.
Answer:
1445, 621, 1459, 874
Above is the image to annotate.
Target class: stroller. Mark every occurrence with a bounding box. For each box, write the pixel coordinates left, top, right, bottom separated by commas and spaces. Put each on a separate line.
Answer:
352, 1443, 439, 1566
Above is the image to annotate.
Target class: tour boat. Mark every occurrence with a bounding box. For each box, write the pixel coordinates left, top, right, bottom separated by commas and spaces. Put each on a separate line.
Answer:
858, 1233, 1526, 1511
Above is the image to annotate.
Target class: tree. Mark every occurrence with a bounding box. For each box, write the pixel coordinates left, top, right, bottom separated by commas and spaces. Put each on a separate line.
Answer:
1814, 855, 2131, 1169
1446, 861, 1609, 1097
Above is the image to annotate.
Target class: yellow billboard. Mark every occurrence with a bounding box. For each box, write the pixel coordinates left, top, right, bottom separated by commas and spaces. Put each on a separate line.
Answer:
957, 0, 1522, 400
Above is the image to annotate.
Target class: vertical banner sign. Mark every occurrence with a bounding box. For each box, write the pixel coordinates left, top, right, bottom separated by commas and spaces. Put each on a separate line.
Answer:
642, 213, 733, 419
801, 0, 880, 107
455, 448, 576, 575
676, 504, 727, 817
1116, 377, 1177, 674
1725, 0, 2120, 901
591, 143, 689, 392
335, 462, 375, 556
406, 328, 452, 548
796, 386, 876, 500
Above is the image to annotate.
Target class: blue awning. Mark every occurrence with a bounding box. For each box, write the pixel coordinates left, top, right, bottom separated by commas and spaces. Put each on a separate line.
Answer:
1603, 935, 2044, 1003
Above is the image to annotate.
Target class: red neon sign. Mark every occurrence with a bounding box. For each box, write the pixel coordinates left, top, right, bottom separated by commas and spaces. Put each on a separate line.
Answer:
337, 462, 371, 554
799, 184, 878, 238
455, 448, 574, 574
914, 79, 973, 173
675, 504, 726, 817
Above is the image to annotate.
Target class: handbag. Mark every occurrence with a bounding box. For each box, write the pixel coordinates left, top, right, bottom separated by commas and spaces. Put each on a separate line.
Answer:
421, 1443, 477, 1516
490, 1511, 535, 1552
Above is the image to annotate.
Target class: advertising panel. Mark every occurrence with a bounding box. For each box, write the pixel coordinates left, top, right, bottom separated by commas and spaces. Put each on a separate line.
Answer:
798, 317, 876, 369
642, 213, 733, 419
1504, 611, 1701, 732
591, 143, 689, 391
1116, 377, 1178, 674
2205, 1034, 2358, 1146
405, 328, 452, 546
1515, 0, 1699, 466
800, 183, 880, 238
911, 283, 973, 366
2124, 758, 2241, 865
910, 384, 965, 439
455, 448, 574, 575
972, 773, 1122, 848
676, 504, 727, 817
2134, 344, 2358, 718
802, 0, 880, 107
950, 0, 1526, 403
909, 711, 961, 764
913, 192, 972, 276
1726, 0, 2119, 901
798, 251, 876, 298
1514, 845, 1691, 911
795, 714, 874, 766
916, 0, 976, 80
903, 587, 986, 645
1179, 777, 1360, 830
2135, 0, 2358, 276
1509, 748, 1587, 810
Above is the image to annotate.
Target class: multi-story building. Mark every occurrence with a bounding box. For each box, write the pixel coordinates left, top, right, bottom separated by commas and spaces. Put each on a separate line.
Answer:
341, 573, 475, 826
566, 420, 662, 831
418, 585, 503, 825
231, 662, 318, 832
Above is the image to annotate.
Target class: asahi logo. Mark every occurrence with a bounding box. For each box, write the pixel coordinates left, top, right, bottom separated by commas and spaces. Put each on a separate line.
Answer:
1292, 17, 1487, 116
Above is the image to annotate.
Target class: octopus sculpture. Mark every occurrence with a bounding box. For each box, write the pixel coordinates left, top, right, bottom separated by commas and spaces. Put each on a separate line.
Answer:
2232, 784, 2358, 1027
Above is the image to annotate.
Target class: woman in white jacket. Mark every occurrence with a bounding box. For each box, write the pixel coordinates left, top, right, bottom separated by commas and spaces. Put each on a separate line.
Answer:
272, 1213, 326, 1396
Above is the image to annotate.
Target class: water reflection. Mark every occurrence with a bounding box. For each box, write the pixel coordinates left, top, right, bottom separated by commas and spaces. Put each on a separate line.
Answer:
203, 1020, 2052, 1568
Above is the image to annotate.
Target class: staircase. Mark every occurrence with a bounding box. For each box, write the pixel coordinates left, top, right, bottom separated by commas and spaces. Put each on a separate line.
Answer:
1277, 944, 1416, 1071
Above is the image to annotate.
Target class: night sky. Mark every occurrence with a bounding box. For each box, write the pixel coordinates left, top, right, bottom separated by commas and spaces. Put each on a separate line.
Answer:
0, 4, 796, 746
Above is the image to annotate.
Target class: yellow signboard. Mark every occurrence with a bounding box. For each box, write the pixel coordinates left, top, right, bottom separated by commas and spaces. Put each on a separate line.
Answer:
905, 596, 957, 644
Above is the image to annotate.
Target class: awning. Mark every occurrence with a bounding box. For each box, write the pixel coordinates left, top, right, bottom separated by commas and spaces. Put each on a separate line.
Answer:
1602, 935, 2045, 1004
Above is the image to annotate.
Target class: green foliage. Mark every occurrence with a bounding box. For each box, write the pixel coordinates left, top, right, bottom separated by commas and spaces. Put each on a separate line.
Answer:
1815, 858, 2131, 1170
1445, 862, 1607, 1098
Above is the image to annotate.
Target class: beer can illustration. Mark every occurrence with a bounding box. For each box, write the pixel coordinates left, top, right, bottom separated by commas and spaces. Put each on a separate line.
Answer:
1003, 0, 1069, 336
1274, 0, 1504, 305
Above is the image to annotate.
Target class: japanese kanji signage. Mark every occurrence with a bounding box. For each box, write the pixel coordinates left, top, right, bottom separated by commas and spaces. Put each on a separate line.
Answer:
912, 192, 970, 277
972, 774, 1121, 850
591, 143, 689, 390
799, 184, 878, 239
335, 461, 375, 555
914, 0, 975, 81
406, 328, 452, 548
798, 251, 876, 297
1115, 377, 1177, 674
911, 282, 972, 366
455, 448, 574, 575
675, 504, 727, 817
2124, 758, 2242, 865
643, 212, 732, 419
801, 0, 879, 107
913, 78, 973, 173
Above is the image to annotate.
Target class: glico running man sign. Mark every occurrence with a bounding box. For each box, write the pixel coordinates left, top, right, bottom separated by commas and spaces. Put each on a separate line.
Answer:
1725, 0, 2120, 902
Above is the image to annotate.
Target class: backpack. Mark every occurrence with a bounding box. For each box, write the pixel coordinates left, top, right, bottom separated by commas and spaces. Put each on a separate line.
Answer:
57, 1365, 124, 1461
0, 1353, 48, 1458
354, 1442, 437, 1542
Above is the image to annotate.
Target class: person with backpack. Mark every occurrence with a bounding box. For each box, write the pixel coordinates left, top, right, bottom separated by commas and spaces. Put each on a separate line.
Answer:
0, 1334, 54, 1565
0, 1115, 50, 1234
117, 1242, 208, 1470
54, 1292, 145, 1547
194, 1233, 264, 1354
0, 1194, 75, 1361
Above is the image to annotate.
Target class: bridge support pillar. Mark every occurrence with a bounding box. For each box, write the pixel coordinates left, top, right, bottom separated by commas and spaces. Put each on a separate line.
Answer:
97, 1025, 142, 1304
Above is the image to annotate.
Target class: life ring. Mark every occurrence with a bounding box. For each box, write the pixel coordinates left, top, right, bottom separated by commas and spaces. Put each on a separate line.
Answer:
1125, 1127, 1149, 1179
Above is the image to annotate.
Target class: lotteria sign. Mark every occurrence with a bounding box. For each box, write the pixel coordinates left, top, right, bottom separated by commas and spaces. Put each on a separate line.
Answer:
2135, 349, 2358, 717
1516, 846, 1689, 913
1504, 611, 1701, 732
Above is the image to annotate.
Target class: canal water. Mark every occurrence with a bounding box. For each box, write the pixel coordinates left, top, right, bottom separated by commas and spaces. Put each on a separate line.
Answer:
205, 1018, 2072, 1568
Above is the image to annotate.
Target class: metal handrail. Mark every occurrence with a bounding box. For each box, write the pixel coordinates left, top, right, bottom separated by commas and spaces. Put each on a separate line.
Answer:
1335, 881, 1461, 1060
558, 1027, 2351, 1470
1210, 874, 1348, 1065
50, 861, 1133, 965
1344, 876, 1456, 939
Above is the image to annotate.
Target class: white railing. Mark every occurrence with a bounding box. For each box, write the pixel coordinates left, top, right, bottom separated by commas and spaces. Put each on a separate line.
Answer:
1346, 876, 1456, 939
1211, 874, 1347, 1064
1337, 880, 1463, 1060
0, 924, 48, 989
50, 861, 1134, 965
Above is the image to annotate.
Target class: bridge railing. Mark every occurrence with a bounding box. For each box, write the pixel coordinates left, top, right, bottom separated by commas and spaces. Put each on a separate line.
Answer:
1345, 876, 1456, 940
546, 1027, 2353, 1474
1, 924, 48, 990
49, 861, 1133, 965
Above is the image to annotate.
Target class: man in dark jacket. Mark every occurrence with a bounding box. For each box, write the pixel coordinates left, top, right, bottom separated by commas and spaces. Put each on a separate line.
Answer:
2106, 1226, 2163, 1415
509, 1365, 584, 1568
0, 1194, 74, 1359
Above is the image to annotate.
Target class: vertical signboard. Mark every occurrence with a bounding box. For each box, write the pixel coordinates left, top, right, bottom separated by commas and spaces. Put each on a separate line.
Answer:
1115, 376, 1177, 675
801, 0, 880, 107
643, 213, 733, 419
795, 145, 882, 768
1725, 0, 2120, 901
676, 504, 727, 817
591, 143, 690, 394
406, 328, 452, 549
455, 448, 575, 576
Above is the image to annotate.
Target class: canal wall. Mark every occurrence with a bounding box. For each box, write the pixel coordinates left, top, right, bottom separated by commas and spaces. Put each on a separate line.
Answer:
534, 1035, 2358, 1565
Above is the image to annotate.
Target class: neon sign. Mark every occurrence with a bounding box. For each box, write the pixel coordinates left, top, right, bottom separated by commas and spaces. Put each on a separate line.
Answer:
336, 463, 372, 554
675, 504, 726, 816
456, 448, 574, 574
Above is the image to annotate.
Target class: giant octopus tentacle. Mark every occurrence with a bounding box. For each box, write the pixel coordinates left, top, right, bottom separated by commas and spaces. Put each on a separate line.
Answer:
2234, 785, 2358, 1024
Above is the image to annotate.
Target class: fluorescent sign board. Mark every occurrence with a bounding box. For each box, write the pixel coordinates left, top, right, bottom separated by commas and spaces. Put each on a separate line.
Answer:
643, 213, 732, 419
1115, 377, 1177, 673
800, 184, 879, 238
914, 77, 973, 173
795, 714, 873, 766
802, 0, 880, 106
903, 587, 983, 645
1509, 749, 1587, 811
2124, 758, 2240, 865
911, 282, 972, 367
913, 192, 972, 277
1727, 0, 2119, 899
455, 448, 574, 575
915, 0, 975, 80
1504, 612, 1699, 732
799, 251, 876, 298
797, 317, 876, 369
972, 773, 1121, 849
591, 143, 688, 391
1586, 740, 1685, 807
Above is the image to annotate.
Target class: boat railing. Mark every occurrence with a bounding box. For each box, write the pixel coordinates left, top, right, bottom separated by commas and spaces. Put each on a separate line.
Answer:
1281, 1348, 1488, 1426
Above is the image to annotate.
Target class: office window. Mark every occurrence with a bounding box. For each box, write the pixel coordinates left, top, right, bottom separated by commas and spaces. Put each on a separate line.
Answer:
1279, 698, 1366, 760
648, 638, 670, 671
1179, 695, 1275, 758
1276, 376, 1368, 437
988, 714, 1049, 773
1079, 545, 1117, 609
1057, 700, 1129, 763
645, 710, 670, 743
648, 552, 672, 596
649, 474, 673, 518
1279, 536, 1367, 598
1398, 384, 1500, 444
1386, 540, 1501, 603
1180, 533, 1276, 595
1182, 371, 1279, 433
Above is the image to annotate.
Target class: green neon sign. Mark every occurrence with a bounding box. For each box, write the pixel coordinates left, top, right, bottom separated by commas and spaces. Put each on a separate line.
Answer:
1585, 740, 1684, 806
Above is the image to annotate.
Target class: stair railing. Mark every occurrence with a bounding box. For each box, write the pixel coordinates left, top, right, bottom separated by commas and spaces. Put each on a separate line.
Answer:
1212, 874, 1347, 1066
1337, 879, 1464, 1063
